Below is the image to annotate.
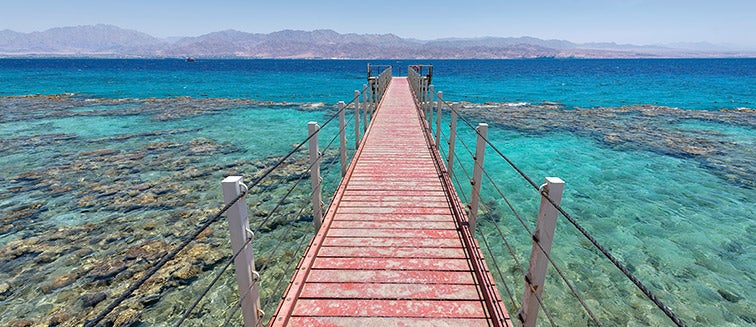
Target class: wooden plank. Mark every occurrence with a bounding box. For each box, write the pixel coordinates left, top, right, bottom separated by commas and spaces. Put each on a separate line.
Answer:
300, 282, 482, 300
340, 195, 449, 202
317, 246, 467, 259
291, 299, 488, 318
332, 213, 453, 221
336, 207, 452, 215
326, 228, 460, 238
329, 220, 457, 230
286, 317, 491, 327
312, 257, 472, 271
321, 237, 463, 248
342, 190, 447, 196
336, 201, 451, 208
306, 269, 477, 284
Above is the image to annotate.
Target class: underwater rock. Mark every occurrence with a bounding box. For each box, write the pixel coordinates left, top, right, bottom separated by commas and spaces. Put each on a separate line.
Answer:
122, 240, 168, 262
8, 320, 33, 327
89, 260, 127, 282
112, 307, 141, 327
718, 289, 741, 303
41, 273, 77, 293
5, 202, 44, 219
0, 118, 322, 325
171, 263, 199, 285
139, 293, 161, 307
186, 243, 226, 269
48, 312, 73, 326
80, 292, 108, 308
457, 102, 755, 188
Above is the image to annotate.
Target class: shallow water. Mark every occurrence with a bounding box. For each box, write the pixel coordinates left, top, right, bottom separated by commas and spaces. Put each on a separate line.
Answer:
0, 59, 754, 326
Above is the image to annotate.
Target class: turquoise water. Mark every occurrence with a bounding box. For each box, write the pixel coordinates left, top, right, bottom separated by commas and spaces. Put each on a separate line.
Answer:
0, 59, 754, 326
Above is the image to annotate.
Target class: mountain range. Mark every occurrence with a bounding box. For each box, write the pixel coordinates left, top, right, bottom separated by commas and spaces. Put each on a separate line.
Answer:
0, 24, 753, 59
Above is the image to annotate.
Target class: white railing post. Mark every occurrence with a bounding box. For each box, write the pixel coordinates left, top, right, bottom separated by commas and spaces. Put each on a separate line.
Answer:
468, 123, 487, 232
435, 91, 443, 149
519, 177, 565, 327
363, 84, 369, 130
338, 101, 347, 177
354, 90, 361, 148
222, 176, 260, 327
420, 79, 426, 116
428, 85, 435, 127
447, 103, 458, 177
368, 79, 374, 116
308, 122, 323, 229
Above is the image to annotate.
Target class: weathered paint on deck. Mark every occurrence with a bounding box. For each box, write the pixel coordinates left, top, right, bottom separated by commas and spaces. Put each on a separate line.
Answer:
270, 77, 512, 326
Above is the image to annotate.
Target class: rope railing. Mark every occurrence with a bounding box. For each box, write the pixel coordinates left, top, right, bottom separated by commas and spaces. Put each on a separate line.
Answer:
174, 131, 347, 326
411, 70, 686, 326
442, 129, 562, 325
85, 79, 376, 326
214, 67, 392, 326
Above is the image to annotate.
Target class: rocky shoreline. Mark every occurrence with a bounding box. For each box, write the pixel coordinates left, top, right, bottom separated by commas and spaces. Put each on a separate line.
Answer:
0, 95, 332, 325
1, 136, 319, 325
455, 102, 755, 188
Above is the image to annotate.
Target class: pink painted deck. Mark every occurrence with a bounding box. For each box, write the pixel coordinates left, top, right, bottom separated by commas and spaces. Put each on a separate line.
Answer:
270, 77, 512, 326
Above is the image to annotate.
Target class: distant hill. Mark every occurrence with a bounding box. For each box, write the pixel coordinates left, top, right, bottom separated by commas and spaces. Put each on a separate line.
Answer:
0, 25, 165, 55
0, 25, 753, 58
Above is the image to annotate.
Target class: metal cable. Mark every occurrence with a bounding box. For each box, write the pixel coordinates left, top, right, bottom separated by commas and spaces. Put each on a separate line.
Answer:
173, 231, 250, 327
542, 192, 686, 327
220, 302, 243, 327
252, 115, 347, 233
481, 168, 533, 236
528, 223, 603, 326
218, 150, 341, 327
477, 225, 519, 315
478, 202, 558, 327
261, 207, 313, 310
222, 218, 311, 327
224, 115, 350, 325
461, 141, 600, 324
443, 98, 685, 326
450, 137, 557, 325
178, 107, 353, 326
89, 94, 359, 326
85, 190, 247, 327
449, 125, 594, 324
443, 99, 539, 190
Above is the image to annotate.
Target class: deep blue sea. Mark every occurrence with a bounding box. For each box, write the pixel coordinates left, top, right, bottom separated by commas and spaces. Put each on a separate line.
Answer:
0, 59, 753, 326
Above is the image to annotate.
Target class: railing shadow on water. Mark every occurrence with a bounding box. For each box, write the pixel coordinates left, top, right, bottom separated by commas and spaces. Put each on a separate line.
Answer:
84, 66, 392, 327
408, 66, 687, 327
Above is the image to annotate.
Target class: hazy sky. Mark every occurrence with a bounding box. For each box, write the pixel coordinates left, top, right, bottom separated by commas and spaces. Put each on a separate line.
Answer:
2, 0, 755, 47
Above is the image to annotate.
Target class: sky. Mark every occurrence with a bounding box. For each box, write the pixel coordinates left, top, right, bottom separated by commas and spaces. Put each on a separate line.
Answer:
2, 0, 755, 48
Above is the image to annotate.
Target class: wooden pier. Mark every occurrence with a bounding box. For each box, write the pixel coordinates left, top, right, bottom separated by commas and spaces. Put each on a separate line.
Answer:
269, 77, 512, 326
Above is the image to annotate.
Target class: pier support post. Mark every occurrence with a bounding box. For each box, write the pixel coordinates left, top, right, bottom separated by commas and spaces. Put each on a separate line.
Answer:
354, 90, 361, 148
338, 101, 347, 177
519, 177, 565, 327
435, 91, 443, 149
447, 103, 458, 176
222, 176, 261, 327
363, 84, 369, 131
468, 123, 488, 232
308, 122, 323, 229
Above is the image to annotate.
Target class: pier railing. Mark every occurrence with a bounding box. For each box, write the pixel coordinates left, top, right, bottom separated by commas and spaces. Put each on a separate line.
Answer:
85, 66, 392, 327
86, 65, 687, 326
216, 64, 392, 326
408, 66, 686, 327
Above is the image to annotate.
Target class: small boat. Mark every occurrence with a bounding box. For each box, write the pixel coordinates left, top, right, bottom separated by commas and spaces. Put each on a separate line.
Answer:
186, 57, 196, 62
